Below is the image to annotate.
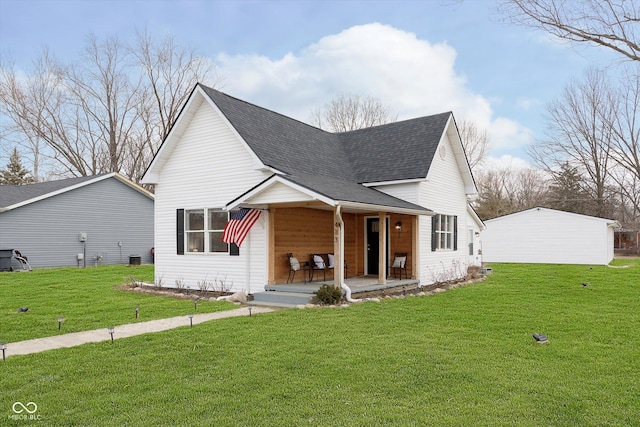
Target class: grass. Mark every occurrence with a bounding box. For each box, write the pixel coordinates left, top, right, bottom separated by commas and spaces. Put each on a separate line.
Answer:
0, 265, 236, 343
1, 261, 639, 426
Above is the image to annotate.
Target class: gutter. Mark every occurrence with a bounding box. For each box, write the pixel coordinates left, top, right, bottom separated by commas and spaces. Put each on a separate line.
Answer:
335, 203, 360, 303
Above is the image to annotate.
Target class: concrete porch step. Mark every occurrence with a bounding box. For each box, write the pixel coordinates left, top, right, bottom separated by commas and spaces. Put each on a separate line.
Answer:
250, 290, 316, 308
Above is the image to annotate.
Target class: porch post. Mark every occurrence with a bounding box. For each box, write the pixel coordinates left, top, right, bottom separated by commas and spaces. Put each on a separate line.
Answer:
267, 208, 276, 285
412, 215, 419, 280
378, 211, 387, 285
333, 206, 344, 288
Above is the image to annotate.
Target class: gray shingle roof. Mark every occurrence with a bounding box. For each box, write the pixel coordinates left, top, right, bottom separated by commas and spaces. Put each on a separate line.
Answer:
200, 85, 356, 181
0, 175, 106, 209
198, 85, 453, 211
338, 112, 451, 183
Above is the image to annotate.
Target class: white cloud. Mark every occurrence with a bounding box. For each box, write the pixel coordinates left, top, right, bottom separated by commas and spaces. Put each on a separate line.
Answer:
516, 97, 541, 110
215, 23, 532, 152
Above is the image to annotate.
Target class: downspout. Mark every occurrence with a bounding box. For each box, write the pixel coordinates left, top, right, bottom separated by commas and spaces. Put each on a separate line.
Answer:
336, 204, 360, 303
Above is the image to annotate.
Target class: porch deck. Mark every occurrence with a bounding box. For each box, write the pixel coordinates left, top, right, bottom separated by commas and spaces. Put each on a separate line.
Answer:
264, 275, 419, 295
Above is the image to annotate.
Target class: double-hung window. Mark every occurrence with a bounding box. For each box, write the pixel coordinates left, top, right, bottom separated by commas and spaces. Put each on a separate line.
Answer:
208, 210, 228, 253
185, 209, 205, 252
183, 209, 229, 253
432, 214, 457, 251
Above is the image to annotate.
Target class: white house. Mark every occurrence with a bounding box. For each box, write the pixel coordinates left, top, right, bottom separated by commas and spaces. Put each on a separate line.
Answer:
481, 207, 619, 265
141, 84, 479, 297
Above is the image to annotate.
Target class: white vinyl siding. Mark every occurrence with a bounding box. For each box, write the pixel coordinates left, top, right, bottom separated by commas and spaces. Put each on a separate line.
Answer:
417, 126, 471, 284
152, 95, 270, 292
372, 182, 420, 205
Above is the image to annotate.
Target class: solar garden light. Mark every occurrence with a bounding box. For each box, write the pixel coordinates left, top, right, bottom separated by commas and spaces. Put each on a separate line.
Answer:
248, 307, 253, 317
107, 326, 115, 343
0, 342, 6, 361
135, 305, 139, 319
188, 313, 194, 328
57, 316, 64, 330
193, 298, 199, 311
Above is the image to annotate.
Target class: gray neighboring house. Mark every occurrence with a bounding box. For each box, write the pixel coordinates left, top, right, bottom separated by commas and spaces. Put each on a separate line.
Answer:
0, 173, 154, 270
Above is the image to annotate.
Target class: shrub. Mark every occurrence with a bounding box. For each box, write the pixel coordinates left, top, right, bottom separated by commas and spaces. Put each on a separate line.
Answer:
315, 284, 343, 305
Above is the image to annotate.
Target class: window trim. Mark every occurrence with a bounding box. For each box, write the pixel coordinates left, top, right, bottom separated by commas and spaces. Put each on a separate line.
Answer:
182, 208, 229, 254
432, 214, 458, 251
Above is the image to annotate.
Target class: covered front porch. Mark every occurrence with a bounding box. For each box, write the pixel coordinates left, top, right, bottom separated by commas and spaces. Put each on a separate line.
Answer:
227, 173, 433, 293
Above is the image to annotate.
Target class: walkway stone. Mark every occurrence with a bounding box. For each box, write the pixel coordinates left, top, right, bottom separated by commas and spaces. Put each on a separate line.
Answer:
5, 306, 275, 358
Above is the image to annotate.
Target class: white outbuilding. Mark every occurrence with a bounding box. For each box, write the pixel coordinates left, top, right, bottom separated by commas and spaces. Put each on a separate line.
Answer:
481, 207, 619, 265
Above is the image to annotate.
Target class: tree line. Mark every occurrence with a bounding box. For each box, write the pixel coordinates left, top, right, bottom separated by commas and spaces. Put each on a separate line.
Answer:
0, 31, 220, 183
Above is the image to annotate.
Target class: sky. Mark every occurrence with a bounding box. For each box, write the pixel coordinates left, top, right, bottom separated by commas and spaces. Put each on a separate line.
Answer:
0, 0, 620, 170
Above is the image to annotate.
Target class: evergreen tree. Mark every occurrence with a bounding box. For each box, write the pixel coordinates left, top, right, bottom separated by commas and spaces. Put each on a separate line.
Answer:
546, 162, 588, 214
0, 147, 35, 185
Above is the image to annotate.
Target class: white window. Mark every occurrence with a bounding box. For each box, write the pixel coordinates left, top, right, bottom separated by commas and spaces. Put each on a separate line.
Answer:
185, 209, 205, 252
434, 214, 456, 250
185, 209, 228, 253
208, 209, 228, 253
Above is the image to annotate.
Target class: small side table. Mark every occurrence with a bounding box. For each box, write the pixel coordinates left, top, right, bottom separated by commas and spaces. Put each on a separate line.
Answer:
302, 262, 312, 284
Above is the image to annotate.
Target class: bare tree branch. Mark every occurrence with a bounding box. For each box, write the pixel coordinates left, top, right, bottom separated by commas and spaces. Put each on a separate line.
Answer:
310, 93, 397, 132
0, 31, 222, 183
457, 119, 491, 171
500, 0, 640, 62
529, 68, 616, 217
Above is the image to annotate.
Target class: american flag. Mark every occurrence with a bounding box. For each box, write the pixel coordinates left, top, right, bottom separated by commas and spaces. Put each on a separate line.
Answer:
222, 208, 262, 247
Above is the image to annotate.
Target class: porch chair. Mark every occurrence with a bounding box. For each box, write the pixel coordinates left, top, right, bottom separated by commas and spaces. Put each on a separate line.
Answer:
310, 253, 349, 282
391, 252, 408, 279
310, 254, 327, 282
287, 253, 301, 283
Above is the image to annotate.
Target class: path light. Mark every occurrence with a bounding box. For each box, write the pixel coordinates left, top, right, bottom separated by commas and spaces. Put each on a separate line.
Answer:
107, 326, 114, 343
57, 316, 64, 330
0, 342, 6, 361
248, 307, 253, 317
135, 305, 139, 319
188, 313, 194, 328
193, 298, 198, 311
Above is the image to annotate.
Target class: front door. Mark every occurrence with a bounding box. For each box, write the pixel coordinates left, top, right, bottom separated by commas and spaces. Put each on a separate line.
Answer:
366, 217, 388, 275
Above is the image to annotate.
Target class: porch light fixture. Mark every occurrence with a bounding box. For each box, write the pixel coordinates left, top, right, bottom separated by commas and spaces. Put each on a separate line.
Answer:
475, 231, 480, 237
188, 313, 194, 328
57, 316, 64, 330
107, 326, 114, 343
395, 221, 403, 238
0, 342, 6, 361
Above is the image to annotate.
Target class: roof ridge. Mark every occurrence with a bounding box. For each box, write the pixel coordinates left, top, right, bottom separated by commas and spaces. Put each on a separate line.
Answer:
336, 111, 452, 136
198, 84, 333, 136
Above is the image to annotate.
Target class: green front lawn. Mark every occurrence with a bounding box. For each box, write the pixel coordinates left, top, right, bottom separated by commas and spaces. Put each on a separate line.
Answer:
0, 265, 236, 343
1, 261, 638, 426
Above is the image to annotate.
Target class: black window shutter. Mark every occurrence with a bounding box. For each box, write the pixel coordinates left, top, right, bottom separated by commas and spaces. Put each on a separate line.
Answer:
177, 209, 184, 255
230, 243, 240, 256
453, 216, 458, 251
431, 215, 437, 252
